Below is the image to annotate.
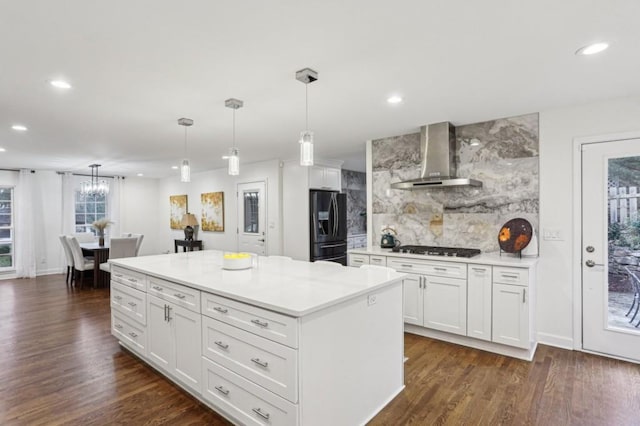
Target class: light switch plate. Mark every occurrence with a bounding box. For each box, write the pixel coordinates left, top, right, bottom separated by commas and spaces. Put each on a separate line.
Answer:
543, 228, 563, 241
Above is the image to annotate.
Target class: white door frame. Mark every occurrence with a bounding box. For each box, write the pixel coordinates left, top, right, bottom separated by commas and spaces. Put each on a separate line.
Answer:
572, 130, 640, 352
236, 179, 268, 255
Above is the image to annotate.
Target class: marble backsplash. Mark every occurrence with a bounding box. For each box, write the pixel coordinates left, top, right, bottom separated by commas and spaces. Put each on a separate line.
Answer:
342, 169, 367, 242
371, 113, 539, 253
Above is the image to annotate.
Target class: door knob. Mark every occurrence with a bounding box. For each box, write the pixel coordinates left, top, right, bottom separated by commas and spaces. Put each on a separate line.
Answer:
586, 246, 595, 253
585, 260, 596, 267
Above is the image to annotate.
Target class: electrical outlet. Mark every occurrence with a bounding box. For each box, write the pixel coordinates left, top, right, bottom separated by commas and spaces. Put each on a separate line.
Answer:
367, 294, 377, 306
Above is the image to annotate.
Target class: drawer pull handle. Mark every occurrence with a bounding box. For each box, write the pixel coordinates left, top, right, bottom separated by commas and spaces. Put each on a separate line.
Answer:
471, 267, 486, 272
372, 258, 382, 262
434, 267, 447, 271
114, 273, 123, 278
214, 341, 229, 349
502, 273, 519, 278
114, 295, 122, 300
128, 278, 138, 283
152, 285, 163, 291
251, 319, 269, 328
115, 324, 123, 329
353, 259, 363, 263
127, 302, 137, 307
252, 408, 270, 420
401, 264, 413, 268
129, 332, 138, 338
174, 293, 186, 299
251, 358, 269, 368
215, 385, 229, 396
213, 306, 228, 314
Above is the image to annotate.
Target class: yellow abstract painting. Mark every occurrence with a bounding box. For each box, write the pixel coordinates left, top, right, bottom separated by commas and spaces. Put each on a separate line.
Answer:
169, 194, 188, 230
201, 192, 224, 232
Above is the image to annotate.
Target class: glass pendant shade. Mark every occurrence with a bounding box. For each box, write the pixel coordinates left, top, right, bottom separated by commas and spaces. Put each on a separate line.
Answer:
181, 158, 191, 182
80, 164, 109, 197
299, 130, 314, 166
228, 148, 239, 176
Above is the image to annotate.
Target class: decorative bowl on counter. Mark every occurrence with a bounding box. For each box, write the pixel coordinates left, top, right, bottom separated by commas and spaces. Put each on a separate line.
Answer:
498, 218, 533, 253
222, 252, 252, 270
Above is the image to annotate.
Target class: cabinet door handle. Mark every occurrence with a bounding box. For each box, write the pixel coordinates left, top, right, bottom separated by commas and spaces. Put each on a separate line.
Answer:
174, 293, 186, 299
251, 319, 269, 328
115, 323, 123, 330
127, 302, 136, 307
251, 358, 269, 368
215, 385, 229, 396
164, 305, 168, 321
252, 408, 270, 420
523, 289, 526, 303
152, 285, 163, 291
213, 306, 228, 314
214, 341, 229, 349
167, 306, 172, 321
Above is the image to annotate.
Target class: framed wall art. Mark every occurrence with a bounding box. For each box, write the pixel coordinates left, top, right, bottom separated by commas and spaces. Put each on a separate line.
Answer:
201, 191, 224, 232
169, 194, 188, 230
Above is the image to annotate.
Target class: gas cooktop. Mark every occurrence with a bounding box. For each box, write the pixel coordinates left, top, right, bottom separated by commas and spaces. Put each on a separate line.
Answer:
391, 245, 481, 258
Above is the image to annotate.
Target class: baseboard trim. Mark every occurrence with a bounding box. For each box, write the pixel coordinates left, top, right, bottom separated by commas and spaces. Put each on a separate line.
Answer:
536, 332, 574, 350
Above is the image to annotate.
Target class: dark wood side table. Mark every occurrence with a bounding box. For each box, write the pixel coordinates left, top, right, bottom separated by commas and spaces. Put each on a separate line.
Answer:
174, 239, 203, 253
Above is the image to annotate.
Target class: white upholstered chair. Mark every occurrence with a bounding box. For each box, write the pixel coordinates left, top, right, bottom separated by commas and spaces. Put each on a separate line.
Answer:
122, 233, 144, 256
72, 232, 95, 243
59, 235, 75, 285
99, 237, 138, 273
66, 236, 95, 288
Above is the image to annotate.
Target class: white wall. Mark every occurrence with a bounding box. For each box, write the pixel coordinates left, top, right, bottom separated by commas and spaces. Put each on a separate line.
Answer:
538, 95, 640, 348
156, 159, 282, 255
36, 171, 63, 275
120, 177, 161, 256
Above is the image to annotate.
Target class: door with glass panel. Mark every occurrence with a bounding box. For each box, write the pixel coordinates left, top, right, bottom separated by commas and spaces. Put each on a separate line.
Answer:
582, 138, 640, 361
237, 181, 266, 255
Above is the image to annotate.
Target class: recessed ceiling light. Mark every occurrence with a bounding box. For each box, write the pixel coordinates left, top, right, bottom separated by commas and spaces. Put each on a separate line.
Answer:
11, 124, 28, 131
0, 148, 6, 152
387, 96, 403, 104
137, 173, 144, 177
49, 79, 72, 89
171, 165, 178, 170
575, 42, 609, 56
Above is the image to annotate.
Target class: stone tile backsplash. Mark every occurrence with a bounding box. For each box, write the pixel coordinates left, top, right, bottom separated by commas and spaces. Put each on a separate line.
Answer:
342, 169, 367, 238
371, 113, 539, 253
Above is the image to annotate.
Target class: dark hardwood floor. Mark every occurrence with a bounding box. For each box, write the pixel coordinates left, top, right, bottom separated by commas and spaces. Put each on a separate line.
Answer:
1, 275, 639, 425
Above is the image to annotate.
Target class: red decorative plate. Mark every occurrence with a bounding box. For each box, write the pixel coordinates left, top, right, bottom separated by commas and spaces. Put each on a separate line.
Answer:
498, 218, 532, 253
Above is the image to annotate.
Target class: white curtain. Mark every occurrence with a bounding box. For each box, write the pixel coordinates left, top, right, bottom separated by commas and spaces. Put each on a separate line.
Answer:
61, 172, 75, 235
15, 169, 36, 278
109, 176, 123, 238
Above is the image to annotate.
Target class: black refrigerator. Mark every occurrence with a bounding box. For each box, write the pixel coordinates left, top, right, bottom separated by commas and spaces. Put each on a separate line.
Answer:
309, 190, 347, 265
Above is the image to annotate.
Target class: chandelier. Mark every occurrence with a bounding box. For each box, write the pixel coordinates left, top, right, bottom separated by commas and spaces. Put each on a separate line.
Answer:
80, 164, 109, 197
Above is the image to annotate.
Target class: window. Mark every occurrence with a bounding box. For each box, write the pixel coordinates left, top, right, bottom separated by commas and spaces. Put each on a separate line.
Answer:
243, 191, 259, 233
75, 191, 107, 234
0, 187, 14, 269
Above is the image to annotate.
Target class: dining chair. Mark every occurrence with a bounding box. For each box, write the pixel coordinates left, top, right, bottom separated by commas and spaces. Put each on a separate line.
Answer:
66, 236, 95, 288
59, 235, 75, 286
99, 237, 138, 273
72, 232, 95, 243
131, 233, 144, 256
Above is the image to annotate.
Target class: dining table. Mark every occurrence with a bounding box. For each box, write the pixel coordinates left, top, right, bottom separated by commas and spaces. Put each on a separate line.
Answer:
80, 242, 110, 288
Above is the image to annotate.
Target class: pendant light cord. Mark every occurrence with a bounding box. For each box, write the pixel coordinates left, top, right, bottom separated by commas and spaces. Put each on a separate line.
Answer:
184, 126, 188, 157
233, 108, 236, 147
305, 83, 309, 130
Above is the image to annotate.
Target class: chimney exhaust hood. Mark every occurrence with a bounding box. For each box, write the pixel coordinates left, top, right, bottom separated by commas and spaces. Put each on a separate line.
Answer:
390, 122, 482, 189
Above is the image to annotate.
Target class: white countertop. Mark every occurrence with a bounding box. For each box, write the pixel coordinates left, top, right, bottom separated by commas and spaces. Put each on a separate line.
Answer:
348, 246, 539, 268
110, 250, 405, 318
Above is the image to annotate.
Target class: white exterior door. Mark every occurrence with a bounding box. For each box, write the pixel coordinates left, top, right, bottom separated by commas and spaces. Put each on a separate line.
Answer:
237, 181, 267, 255
582, 138, 640, 361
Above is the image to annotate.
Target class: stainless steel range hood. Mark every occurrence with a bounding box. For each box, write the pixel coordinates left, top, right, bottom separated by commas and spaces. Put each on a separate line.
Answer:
391, 122, 482, 189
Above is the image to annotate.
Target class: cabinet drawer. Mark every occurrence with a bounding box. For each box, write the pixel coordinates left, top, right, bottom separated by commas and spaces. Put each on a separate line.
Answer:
202, 357, 298, 426
349, 253, 369, 267
111, 266, 146, 292
111, 281, 147, 325
202, 317, 298, 403
387, 258, 467, 278
202, 292, 298, 348
369, 255, 387, 266
493, 266, 529, 286
112, 312, 146, 357
148, 276, 201, 313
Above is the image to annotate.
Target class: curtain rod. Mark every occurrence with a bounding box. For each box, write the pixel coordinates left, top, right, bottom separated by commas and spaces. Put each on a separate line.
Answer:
56, 171, 123, 179
0, 168, 35, 173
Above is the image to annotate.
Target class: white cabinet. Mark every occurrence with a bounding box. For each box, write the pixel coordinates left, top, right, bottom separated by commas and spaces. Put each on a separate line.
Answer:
348, 253, 369, 267
423, 275, 467, 336
308, 166, 341, 191
467, 265, 492, 341
147, 293, 202, 393
402, 274, 423, 325
492, 266, 531, 349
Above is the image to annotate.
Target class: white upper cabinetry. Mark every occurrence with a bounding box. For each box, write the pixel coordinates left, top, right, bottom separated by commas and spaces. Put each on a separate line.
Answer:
308, 166, 341, 191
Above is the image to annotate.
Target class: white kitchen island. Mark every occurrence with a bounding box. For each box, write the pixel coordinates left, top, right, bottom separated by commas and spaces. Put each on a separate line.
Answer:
109, 250, 406, 426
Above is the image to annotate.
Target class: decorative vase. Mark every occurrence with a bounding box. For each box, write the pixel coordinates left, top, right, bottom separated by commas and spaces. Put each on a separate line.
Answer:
98, 231, 105, 247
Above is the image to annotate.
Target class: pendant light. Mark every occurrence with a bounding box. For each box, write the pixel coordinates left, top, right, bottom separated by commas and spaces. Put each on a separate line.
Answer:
296, 68, 318, 166
80, 164, 109, 197
224, 98, 243, 176
178, 117, 194, 182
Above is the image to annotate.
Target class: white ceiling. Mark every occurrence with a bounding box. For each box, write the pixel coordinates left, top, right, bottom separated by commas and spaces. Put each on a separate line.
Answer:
1, 1, 638, 177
